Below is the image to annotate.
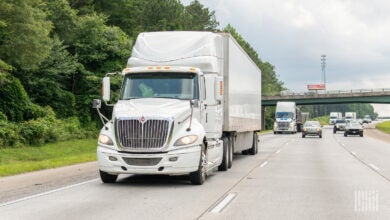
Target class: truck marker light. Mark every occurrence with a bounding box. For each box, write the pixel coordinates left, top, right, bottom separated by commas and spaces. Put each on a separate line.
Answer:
164, 66, 170, 70
189, 67, 196, 71
219, 80, 223, 96
147, 66, 153, 70
156, 66, 162, 70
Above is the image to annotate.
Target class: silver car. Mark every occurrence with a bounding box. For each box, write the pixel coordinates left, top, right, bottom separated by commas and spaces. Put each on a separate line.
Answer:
344, 120, 364, 137
302, 121, 322, 138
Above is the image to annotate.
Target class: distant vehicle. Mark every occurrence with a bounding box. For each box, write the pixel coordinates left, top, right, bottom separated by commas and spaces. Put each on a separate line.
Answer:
333, 119, 347, 133
344, 120, 364, 137
345, 112, 356, 122
363, 115, 372, 123
302, 121, 322, 138
273, 102, 301, 134
329, 112, 342, 125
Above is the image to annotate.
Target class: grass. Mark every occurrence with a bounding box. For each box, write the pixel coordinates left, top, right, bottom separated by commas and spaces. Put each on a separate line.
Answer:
311, 116, 330, 126
0, 138, 97, 177
376, 120, 390, 134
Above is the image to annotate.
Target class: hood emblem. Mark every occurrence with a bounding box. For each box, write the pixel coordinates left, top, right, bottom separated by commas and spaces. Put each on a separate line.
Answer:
139, 116, 146, 124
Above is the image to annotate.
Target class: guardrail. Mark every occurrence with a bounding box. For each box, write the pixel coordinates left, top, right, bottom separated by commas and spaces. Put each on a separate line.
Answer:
264, 88, 390, 97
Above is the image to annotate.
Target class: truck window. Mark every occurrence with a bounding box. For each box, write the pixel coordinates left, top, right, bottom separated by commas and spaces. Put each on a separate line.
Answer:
121, 72, 199, 100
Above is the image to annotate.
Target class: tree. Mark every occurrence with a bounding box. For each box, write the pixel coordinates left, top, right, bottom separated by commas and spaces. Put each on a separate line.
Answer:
0, 0, 52, 70
184, 0, 219, 31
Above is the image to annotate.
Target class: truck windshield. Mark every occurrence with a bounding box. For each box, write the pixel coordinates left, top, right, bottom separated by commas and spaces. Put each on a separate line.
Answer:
120, 72, 199, 100
276, 112, 293, 119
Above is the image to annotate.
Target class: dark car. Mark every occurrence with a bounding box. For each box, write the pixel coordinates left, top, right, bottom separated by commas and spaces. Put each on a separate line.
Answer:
302, 121, 322, 138
344, 120, 363, 137
333, 119, 346, 133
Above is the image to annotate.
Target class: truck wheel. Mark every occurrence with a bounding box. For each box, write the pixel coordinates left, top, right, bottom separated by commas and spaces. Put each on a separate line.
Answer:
302, 134, 305, 138
218, 137, 229, 171
344, 133, 347, 137
228, 136, 233, 169
248, 132, 258, 155
99, 170, 118, 183
360, 133, 364, 137
190, 144, 206, 185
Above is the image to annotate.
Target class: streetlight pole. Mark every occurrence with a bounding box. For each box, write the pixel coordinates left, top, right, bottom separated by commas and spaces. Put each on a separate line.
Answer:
321, 54, 326, 89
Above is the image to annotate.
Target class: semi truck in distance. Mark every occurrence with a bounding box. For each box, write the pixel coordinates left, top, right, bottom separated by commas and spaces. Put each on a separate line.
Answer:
345, 112, 356, 122
93, 31, 262, 185
273, 101, 301, 134
329, 112, 342, 125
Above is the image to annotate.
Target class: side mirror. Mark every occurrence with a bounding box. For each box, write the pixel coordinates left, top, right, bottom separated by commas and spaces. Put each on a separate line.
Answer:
214, 76, 223, 102
102, 77, 111, 102
92, 99, 101, 109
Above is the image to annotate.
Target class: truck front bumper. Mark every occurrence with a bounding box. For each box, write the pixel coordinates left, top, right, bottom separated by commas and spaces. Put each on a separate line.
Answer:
97, 145, 201, 176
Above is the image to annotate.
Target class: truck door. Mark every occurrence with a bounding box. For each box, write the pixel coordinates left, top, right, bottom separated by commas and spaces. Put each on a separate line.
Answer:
204, 74, 223, 138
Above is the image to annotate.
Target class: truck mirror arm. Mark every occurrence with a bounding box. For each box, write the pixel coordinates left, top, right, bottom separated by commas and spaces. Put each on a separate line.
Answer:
92, 99, 110, 129
186, 100, 195, 132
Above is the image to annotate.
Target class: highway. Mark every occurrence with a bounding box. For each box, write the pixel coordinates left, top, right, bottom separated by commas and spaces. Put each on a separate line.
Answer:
1, 127, 390, 219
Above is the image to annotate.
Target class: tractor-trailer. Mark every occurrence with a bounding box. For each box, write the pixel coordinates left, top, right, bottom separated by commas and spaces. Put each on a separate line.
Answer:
94, 31, 262, 185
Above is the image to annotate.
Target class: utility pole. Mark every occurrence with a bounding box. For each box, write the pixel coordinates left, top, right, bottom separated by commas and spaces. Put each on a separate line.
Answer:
321, 54, 326, 88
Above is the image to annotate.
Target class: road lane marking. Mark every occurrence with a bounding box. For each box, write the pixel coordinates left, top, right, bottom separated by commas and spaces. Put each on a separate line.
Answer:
260, 161, 268, 168
351, 151, 357, 156
276, 150, 281, 154
0, 178, 100, 207
210, 192, 237, 213
369, 164, 380, 171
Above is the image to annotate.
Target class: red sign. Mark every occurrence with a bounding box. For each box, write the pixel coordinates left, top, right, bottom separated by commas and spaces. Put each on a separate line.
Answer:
307, 84, 326, 90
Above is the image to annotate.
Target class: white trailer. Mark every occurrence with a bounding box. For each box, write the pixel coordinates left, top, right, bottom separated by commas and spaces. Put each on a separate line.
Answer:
329, 112, 342, 124
345, 112, 356, 122
94, 31, 262, 185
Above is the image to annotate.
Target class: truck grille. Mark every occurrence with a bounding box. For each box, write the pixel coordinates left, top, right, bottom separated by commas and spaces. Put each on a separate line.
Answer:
277, 122, 290, 130
116, 118, 171, 150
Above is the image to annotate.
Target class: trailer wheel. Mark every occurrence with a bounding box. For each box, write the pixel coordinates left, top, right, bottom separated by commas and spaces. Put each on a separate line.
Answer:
99, 170, 118, 183
248, 132, 258, 155
218, 137, 229, 171
190, 144, 206, 185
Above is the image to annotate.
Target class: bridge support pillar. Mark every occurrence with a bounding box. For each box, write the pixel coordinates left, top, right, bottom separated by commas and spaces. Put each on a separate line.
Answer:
261, 106, 266, 130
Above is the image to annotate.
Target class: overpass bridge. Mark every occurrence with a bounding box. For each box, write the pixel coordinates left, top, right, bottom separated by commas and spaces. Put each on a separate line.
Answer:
262, 88, 390, 106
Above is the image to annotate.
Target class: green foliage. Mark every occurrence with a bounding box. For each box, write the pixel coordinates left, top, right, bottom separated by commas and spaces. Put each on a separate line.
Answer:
0, 138, 97, 177
376, 120, 390, 134
0, 0, 52, 70
300, 103, 377, 119
0, 73, 31, 122
0, 112, 7, 122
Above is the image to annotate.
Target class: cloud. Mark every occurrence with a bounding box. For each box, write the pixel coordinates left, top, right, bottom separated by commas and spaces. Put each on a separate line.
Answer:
182, 0, 390, 115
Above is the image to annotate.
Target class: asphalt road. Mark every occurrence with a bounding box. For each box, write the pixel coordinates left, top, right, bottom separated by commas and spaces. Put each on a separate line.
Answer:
1, 127, 390, 219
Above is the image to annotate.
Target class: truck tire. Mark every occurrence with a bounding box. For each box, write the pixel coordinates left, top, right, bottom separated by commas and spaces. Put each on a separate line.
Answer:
190, 144, 206, 185
228, 136, 233, 169
99, 170, 118, 183
218, 137, 229, 171
248, 132, 258, 155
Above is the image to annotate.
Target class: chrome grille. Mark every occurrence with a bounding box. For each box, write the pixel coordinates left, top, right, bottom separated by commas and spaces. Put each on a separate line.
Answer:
277, 122, 290, 130
116, 118, 170, 149
122, 157, 162, 166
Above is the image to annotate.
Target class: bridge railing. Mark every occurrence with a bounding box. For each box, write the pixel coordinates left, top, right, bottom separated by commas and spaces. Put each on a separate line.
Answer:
264, 88, 390, 97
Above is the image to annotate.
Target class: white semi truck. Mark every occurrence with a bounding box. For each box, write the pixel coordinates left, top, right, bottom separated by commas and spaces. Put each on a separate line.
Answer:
345, 112, 356, 122
329, 112, 342, 124
273, 101, 300, 134
93, 31, 262, 185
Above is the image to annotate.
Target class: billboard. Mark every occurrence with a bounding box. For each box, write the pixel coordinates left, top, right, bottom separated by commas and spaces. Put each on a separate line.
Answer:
307, 84, 326, 90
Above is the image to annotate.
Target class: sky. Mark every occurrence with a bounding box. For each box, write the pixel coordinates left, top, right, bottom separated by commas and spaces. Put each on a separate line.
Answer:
182, 0, 390, 117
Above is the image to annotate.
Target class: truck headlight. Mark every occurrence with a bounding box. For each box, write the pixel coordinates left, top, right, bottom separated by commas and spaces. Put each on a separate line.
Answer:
98, 134, 113, 145
174, 135, 198, 146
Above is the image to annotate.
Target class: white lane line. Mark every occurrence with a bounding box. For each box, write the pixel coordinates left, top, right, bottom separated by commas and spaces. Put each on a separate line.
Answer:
260, 161, 268, 168
351, 151, 357, 156
210, 192, 237, 213
276, 150, 281, 154
342, 143, 345, 146
0, 178, 100, 207
369, 164, 380, 171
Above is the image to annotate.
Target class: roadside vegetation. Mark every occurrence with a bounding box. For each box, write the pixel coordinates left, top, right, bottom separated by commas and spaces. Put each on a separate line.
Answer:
0, 139, 96, 177
376, 120, 390, 134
